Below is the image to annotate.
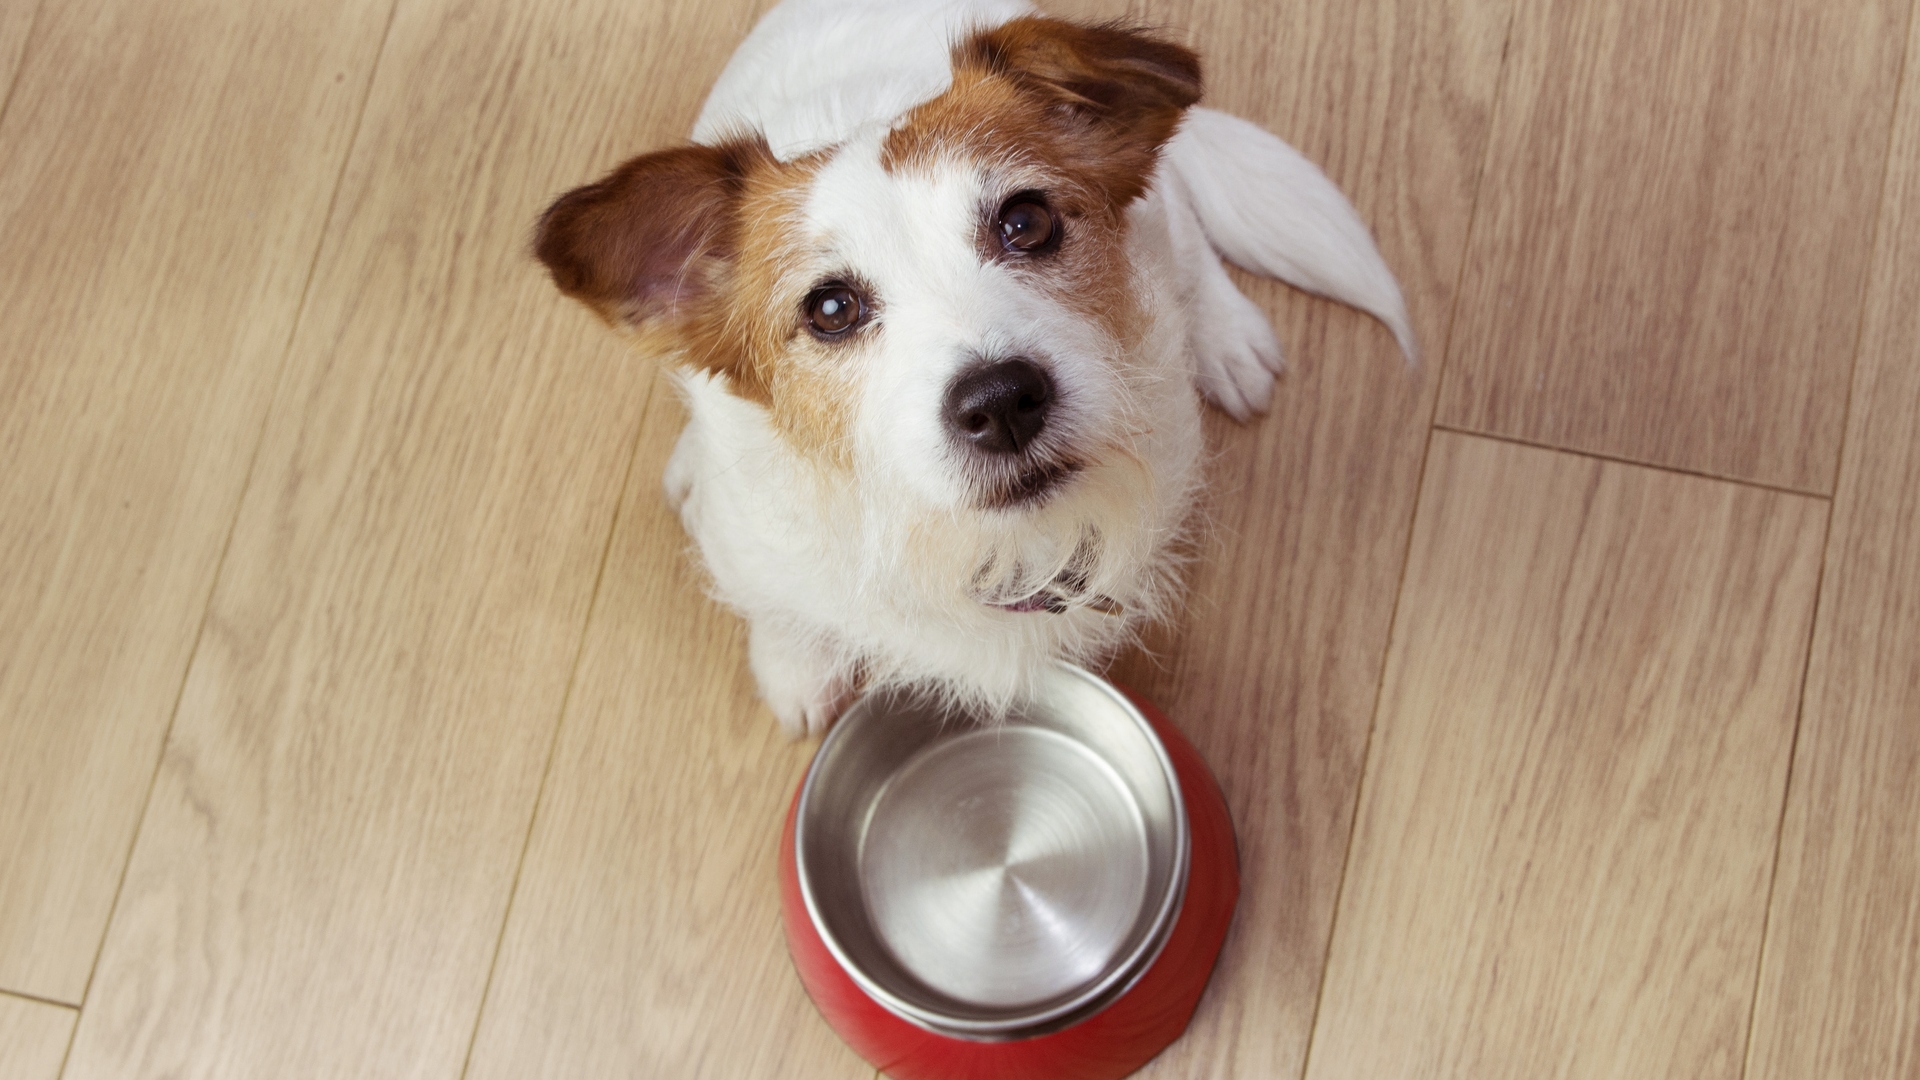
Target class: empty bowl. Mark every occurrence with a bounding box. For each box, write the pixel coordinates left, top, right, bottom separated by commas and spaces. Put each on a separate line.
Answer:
780, 663, 1239, 1080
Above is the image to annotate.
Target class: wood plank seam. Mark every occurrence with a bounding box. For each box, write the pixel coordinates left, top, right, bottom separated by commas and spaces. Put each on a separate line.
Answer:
1735, 6, 1920, 1077
1305, 434, 1827, 1080
1729, 346, 1879, 1076
453, 373, 663, 1080
0, 986, 74, 1012
1730, 442, 1838, 1080
1291, 425, 1441, 1080
50, 1003, 76, 1080
1433, 424, 1840, 501
0, 987, 77, 1080
1436, 0, 1911, 492
1293, 1, 1523, 1073
0, 988, 79, 1080
61, 0, 407, 1014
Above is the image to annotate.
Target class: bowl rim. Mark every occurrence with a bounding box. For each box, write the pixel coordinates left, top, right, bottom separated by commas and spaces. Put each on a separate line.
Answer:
792, 661, 1192, 1040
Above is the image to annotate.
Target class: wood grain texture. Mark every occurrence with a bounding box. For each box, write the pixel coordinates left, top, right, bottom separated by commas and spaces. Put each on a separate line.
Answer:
1306, 433, 1826, 1080
0, 0, 35, 109
1054, 0, 1511, 1075
0, 992, 74, 1080
463, 387, 870, 1080
1440, 0, 1910, 493
1746, 10, 1920, 1076
55, 0, 681, 1074
11, 0, 1906, 1076
451, 3, 862, 1073
0, 0, 392, 1004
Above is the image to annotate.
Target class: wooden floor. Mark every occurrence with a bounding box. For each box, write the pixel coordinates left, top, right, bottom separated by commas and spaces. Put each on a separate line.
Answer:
1, 0, 1915, 1076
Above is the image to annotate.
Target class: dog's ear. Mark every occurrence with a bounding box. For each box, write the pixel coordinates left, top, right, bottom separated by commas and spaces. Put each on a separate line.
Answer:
534, 139, 769, 328
958, 18, 1201, 204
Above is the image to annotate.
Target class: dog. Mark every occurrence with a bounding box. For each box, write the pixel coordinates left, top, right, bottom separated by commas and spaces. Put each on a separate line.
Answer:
535, 0, 1413, 733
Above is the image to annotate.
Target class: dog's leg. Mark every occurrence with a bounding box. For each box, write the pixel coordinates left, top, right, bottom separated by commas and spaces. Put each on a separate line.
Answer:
1166, 106, 1416, 362
747, 618, 855, 737
1161, 169, 1285, 420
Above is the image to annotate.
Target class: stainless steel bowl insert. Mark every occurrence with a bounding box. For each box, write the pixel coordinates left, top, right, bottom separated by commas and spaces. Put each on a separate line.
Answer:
794, 663, 1190, 1040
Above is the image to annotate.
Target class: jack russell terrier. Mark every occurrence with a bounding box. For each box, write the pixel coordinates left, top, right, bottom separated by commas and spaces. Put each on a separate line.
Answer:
536, 0, 1413, 733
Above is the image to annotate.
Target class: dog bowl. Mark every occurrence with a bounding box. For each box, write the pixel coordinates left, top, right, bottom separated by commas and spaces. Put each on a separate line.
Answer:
780, 663, 1239, 1080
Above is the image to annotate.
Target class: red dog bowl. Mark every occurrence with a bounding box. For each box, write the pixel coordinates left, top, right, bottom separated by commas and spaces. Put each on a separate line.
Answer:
781, 663, 1238, 1080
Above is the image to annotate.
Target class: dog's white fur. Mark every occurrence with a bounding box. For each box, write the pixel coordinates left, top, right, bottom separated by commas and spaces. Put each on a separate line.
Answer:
635, 0, 1410, 733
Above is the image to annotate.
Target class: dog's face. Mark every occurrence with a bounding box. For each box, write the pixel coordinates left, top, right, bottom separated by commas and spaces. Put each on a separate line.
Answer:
537, 18, 1201, 623
789, 132, 1138, 516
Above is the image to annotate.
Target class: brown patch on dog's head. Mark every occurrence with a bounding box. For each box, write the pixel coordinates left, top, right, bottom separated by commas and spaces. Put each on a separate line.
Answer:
887, 18, 1201, 207
879, 18, 1200, 354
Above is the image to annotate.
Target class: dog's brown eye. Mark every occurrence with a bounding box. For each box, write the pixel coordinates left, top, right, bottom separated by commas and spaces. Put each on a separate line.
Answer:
807, 285, 862, 335
998, 197, 1055, 253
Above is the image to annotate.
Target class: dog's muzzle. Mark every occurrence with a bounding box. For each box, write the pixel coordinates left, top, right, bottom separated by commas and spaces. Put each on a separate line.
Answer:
944, 356, 1081, 509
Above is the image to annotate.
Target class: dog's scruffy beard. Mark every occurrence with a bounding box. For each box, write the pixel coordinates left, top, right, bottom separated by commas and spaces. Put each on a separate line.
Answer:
792, 361, 1204, 718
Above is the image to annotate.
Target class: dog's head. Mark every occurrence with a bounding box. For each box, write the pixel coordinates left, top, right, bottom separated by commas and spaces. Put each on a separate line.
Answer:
537, 18, 1202, 638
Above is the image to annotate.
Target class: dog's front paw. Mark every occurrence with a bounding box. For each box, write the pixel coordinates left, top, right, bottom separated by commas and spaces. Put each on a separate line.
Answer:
748, 622, 854, 737
1190, 277, 1284, 421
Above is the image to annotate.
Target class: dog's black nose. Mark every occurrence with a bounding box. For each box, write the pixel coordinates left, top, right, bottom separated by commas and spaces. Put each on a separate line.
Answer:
944, 358, 1052, 455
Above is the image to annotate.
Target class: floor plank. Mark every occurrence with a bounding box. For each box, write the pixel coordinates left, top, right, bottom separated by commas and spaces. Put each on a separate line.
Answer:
0, 0, 392, 1004
452, 2, 870, 1071
1307, 433, 1825, 1080
5, 0, 1898, 1076
1746, 10, 1920, 1075
1059, 0, 1511, 1074
56, 0, 681, 1074
0, 992, 74, 1080
1439, 0, 1909, 493
463, 387, 870, 1080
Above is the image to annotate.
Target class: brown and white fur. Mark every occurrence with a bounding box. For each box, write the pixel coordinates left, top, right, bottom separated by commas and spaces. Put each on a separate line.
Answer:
535, 0, 1413, 733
